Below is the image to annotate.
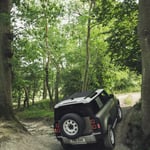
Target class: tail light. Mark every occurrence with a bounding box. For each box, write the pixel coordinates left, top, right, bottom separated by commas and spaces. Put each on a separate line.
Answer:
54, 122, 61, 134
90, 118, 101, 131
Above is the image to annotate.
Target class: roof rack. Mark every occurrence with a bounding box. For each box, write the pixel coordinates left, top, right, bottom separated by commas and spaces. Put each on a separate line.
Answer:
68, 91, 92, 100
84, 90, 97, 99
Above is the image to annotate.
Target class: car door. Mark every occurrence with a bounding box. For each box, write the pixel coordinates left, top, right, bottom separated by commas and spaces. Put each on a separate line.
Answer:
99, 91, 117, 122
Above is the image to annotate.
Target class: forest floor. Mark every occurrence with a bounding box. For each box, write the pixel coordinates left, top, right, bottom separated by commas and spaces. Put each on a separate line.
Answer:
0, 92, 140, 150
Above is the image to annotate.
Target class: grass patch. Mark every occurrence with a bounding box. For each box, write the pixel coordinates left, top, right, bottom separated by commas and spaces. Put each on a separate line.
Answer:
124, 95, 133, 105
16, 100, 54, 120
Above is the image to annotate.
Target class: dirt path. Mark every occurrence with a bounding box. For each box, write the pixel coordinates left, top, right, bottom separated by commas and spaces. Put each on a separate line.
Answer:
114, 107, 131, 150
114, 92, 140, 150
0, 92, 140, 150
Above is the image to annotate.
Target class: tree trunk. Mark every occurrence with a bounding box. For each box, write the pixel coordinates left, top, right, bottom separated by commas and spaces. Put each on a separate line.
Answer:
0, 1, 31, 133
82, 0, 94, 91
32, 80, 37, 105
23, 87, 29, 108
45, 58, 53, 104
54, 67, 60, 104
139, 0, 150, 136
44, 18, 53, 105
17, 89, 21, 109
0, 0, 14, 119
43, 78, 47, 99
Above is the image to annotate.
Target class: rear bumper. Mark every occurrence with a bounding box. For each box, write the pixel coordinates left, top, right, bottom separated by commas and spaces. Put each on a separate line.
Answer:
56, 132, 102, 145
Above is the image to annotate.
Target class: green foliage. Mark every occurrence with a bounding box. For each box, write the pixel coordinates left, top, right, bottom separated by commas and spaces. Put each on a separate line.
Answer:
94, 0, 117, 25
93, 0, 141, 74
13, 0, 20, 6
12, 0, 65, 103
124, 95, 133, 105
11, 0, 141, 104
62, 69, 82, 97
111, 69, 141, 92
107, 0, 141, 73
16, 100, 54, 120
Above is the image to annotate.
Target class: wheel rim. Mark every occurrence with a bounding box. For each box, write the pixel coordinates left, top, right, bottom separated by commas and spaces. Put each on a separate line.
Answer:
109, 129, 115, 145
63, 119, 79, 136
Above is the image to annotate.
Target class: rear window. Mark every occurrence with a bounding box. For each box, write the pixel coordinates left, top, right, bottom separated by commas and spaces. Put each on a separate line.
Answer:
95, 96, 104, 109
88, 100, 100, 114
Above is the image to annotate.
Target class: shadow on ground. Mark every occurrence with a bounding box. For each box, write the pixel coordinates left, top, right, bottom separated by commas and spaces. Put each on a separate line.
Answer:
52, 142, 105, 150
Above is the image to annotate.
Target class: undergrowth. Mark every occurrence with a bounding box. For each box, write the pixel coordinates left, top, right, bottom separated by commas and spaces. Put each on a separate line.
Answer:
125, 102, 150, 150
15, 100, 54, 120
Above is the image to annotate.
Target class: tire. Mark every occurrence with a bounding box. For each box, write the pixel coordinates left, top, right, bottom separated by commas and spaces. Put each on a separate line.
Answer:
117, 106, 122, 122
60, 113, 85, 139
104, 125, 115, 149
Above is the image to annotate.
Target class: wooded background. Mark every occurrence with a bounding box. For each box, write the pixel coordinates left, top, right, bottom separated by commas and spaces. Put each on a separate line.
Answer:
11, 0, 141, 108
1, 0, 150, 139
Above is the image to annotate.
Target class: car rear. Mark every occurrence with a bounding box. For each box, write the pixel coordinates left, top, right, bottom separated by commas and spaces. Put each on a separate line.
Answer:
54, 103, 103, 146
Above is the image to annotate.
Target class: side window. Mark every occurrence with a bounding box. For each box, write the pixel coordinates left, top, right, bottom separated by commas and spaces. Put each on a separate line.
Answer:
89, 100, 100, 114
99, 91, 109, 104
95, 96, 104, 109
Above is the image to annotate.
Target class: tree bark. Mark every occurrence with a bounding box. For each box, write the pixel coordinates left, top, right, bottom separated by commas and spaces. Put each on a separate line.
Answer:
139, 0, 150, 136
32, 79, 37, 105
43, 77, 47, 99
17, 89, 21, 109
23, 87, 30, 108
0, 0, 14, 119
45, 57, 53, 104
44, 18, 53, 105
54, 67, 60, 104
82, 0, 94, 91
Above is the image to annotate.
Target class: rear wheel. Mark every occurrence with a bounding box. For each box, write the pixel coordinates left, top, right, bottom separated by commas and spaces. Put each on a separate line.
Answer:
104, 125, 115, 149
60, 113, 85, 139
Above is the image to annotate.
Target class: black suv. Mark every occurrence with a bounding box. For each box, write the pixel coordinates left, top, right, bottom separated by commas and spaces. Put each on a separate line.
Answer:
54, 89, 122, 150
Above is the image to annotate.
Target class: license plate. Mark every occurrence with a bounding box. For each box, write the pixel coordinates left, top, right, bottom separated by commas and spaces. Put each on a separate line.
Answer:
70, 137, 86, 144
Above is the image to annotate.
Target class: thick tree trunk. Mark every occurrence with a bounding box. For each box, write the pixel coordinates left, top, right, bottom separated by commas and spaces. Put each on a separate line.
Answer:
0, 1, 32, 134
139, 0, 150, 136
0, 0, 14, 119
